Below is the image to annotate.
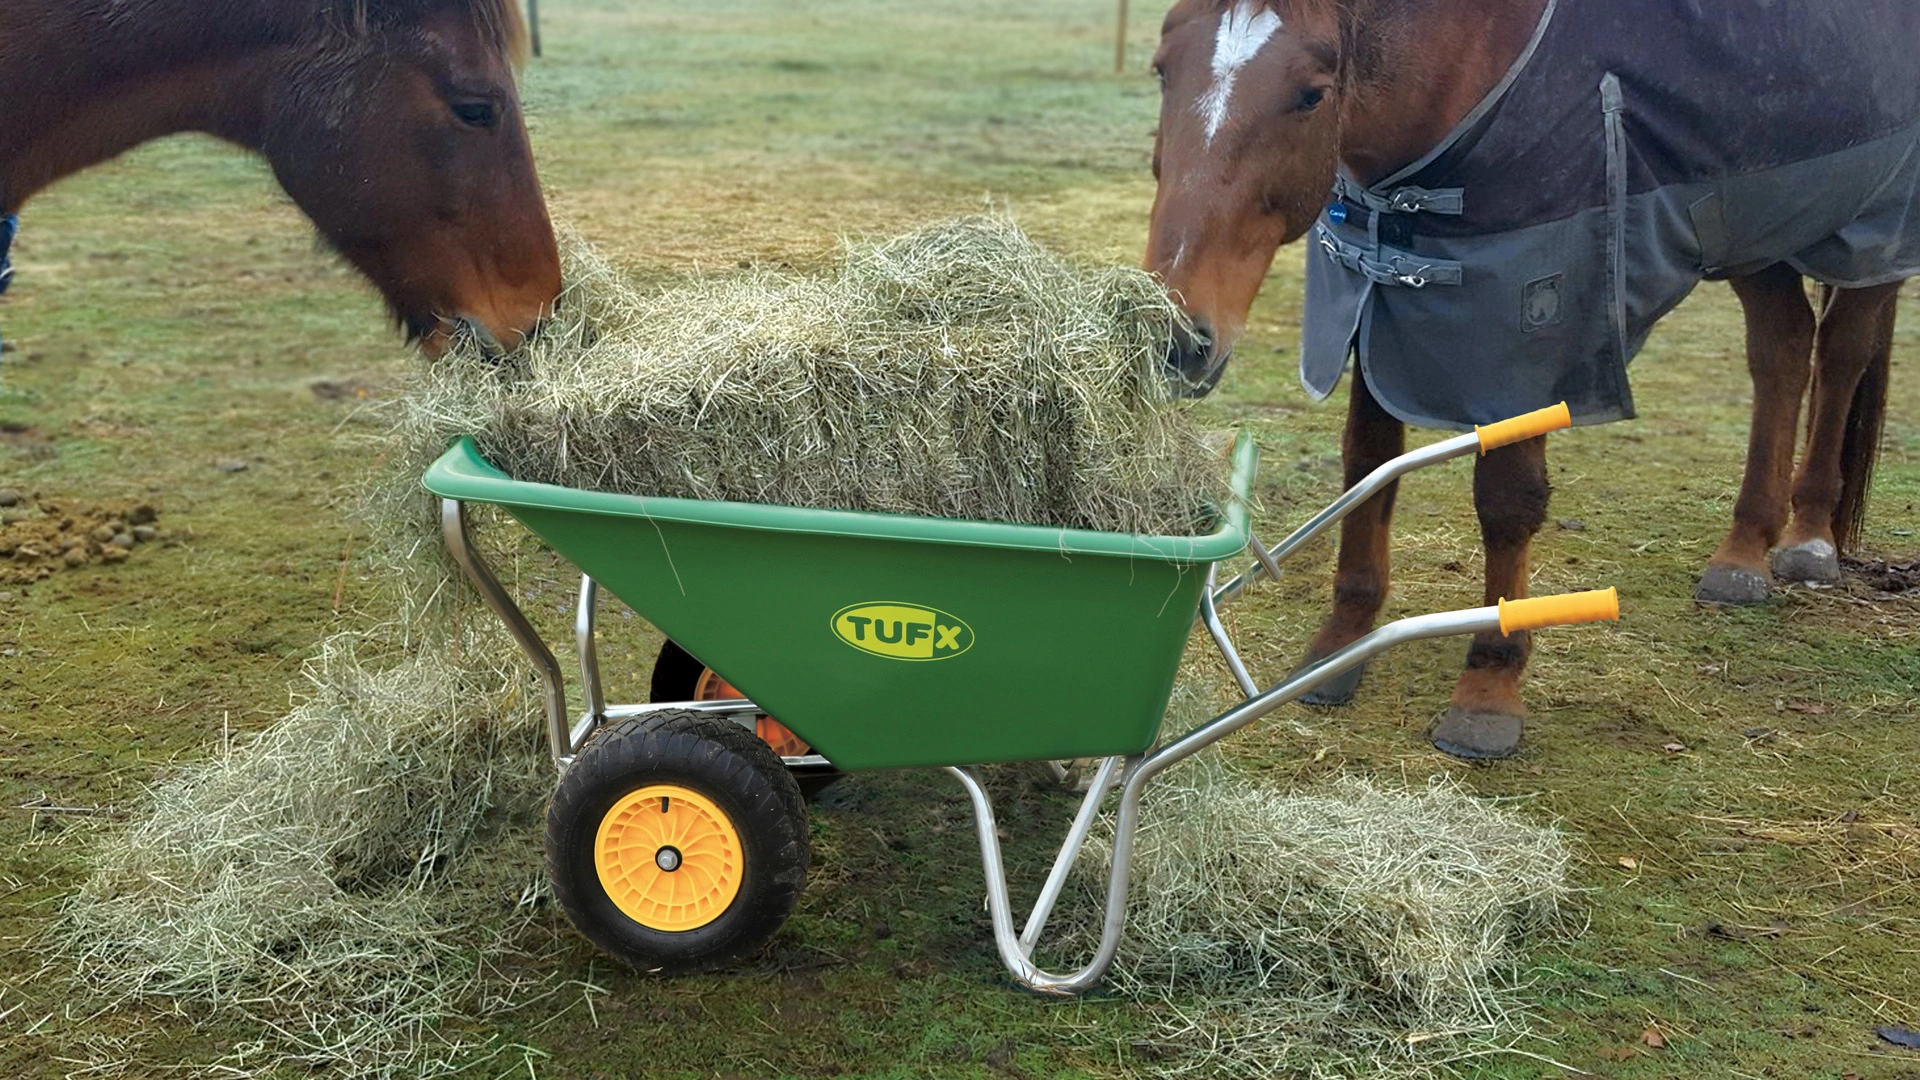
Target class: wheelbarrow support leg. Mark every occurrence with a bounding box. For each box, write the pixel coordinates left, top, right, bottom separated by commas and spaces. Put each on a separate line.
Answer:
948, 758, 1152, 995
441, 498, 574, 771
1020, 754, 1123, 956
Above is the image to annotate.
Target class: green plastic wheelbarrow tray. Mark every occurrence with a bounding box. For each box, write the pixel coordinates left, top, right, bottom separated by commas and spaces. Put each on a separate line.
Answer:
424, 433, 1257, 771
423, 402, 1621, 992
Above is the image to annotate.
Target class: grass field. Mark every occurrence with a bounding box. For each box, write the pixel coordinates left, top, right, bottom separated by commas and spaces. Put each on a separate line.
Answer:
3, 1, 1918, 1076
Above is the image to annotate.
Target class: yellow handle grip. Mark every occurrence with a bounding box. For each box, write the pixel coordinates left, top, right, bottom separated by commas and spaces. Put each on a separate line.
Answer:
1498, 588, 1620, 635
1476, 402, 1572, 453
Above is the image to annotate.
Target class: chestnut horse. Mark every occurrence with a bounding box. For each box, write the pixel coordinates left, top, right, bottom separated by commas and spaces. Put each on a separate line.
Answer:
0, 0, 561, 353
1146, 0, 1912, 758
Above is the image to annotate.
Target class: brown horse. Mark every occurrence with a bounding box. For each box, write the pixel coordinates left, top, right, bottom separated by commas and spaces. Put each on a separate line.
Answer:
1146, 0, 1913, 758
0, 0, 561, 353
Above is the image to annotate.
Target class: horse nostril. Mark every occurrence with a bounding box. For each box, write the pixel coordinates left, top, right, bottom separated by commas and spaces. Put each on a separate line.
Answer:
1163, 320, 1225, 397
455, 315, 508, 358
1187, 319, 1214, 355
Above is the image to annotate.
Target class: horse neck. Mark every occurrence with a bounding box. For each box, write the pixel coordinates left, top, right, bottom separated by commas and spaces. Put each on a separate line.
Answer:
0, 2, 306, 212
1335, 0, 1550, 186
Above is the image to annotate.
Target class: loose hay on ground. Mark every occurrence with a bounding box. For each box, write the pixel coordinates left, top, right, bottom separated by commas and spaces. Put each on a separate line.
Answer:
43, 395, 558, 1076
48, 627, 554, 1076
416, 217, 1225, 536
1077, 750, 1573, 1079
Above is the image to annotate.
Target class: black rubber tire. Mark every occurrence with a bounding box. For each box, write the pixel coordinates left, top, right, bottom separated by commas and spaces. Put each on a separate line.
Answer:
546, 709, 809, 974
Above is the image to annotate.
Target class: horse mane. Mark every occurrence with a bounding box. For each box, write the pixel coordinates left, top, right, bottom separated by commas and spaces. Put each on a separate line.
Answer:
330, 0, 530, 67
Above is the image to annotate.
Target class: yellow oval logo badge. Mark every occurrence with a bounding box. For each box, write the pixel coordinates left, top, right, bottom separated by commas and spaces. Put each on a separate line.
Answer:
831, 603, 973, 662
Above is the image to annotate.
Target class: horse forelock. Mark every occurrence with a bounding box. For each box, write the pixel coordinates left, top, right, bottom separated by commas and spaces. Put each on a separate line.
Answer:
1195, 1, 1369, 52
1186, 0, 1369, 94
331, 0, 529, 68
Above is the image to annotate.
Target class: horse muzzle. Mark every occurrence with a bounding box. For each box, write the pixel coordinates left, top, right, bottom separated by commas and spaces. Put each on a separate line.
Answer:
1163, 319, 1230, 398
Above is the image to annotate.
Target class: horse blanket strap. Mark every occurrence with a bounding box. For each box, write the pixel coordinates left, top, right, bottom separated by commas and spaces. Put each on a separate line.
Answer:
1315, 224, 1462, 289
1302, 0, 1920, 432
1331, 176, 1463, 217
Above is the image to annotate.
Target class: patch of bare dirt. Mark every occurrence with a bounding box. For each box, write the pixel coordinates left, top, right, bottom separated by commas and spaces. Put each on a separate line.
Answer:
1844, 556, 1920, 595
0, 496, 164, 584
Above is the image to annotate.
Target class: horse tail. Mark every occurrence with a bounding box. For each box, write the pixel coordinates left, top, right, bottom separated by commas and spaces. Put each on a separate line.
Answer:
1831, 288, 1897, 552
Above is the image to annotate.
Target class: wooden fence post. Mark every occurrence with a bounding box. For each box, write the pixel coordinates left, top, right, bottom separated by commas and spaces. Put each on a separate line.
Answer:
528, 0, 542, 58
1115, 0, 1130, 73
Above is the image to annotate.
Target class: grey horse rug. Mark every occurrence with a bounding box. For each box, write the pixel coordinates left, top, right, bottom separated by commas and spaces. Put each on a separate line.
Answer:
1302, 0, 1920, 430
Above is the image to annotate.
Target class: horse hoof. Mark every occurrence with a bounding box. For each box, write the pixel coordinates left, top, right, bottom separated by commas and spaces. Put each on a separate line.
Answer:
1773, 539, 1841, 584
1696, 564, 1772, 605
1428, 707, 1524, 760
1295, 657, 1369, 707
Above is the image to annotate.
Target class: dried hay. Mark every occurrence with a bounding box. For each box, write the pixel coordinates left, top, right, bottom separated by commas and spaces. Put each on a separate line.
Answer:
415, 217, 1224, 536
1077, 750, 1573, 1079
45, 573, 554, 1076
41, 376, 555, 1078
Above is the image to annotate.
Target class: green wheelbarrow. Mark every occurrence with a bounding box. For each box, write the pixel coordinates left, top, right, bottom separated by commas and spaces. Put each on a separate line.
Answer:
424, 402, 1617, 992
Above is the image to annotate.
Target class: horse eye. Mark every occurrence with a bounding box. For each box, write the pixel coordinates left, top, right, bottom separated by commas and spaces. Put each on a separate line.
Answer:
1294, 87, 1327, 113
451, 100, 498, 129
1154, 64, 1168, 91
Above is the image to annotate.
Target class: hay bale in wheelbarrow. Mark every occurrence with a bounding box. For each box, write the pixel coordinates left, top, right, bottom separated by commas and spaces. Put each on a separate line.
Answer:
416, 217, 1226, 536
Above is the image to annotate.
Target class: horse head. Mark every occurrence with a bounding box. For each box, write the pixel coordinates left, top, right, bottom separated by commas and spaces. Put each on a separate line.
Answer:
1144, 0, 1340, 394
261, 0, 561, 354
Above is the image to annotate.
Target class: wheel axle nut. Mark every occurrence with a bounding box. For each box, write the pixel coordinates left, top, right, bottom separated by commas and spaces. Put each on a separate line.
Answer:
655, 846, 682, 872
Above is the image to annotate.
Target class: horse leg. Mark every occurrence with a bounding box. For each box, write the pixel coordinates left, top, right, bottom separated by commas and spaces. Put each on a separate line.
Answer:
1428, 435, 1549, 759
1774, 281, 1902, 582
1697, 264, 1817, 604
1298, 373, 1406, 705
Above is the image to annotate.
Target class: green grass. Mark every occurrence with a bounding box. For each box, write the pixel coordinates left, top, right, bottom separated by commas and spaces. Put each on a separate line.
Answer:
3, 1, 1918, 1076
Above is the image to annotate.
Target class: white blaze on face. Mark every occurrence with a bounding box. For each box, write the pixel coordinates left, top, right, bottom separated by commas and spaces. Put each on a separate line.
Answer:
1198, 2, 1284, 145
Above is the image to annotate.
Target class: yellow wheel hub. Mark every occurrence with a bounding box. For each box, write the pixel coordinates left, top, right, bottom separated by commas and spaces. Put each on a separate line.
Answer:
594, 784, 744, 932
